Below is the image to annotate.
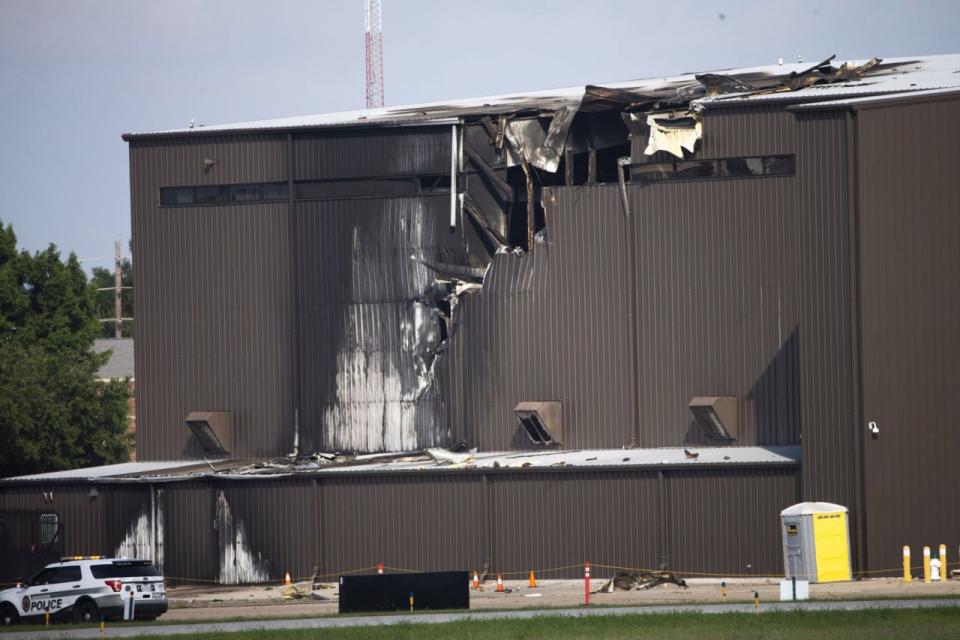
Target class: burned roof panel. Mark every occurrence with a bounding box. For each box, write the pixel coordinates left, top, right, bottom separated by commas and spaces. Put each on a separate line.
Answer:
123, 54, 960, 139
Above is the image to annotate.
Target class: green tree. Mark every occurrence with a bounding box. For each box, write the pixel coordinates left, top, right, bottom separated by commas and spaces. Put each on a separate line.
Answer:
91, 246, 133, 338
0, 220, 132, 477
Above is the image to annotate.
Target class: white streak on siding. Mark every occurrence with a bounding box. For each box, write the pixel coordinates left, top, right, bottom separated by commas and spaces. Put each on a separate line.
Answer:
115, 510, 163, 569
322, 199, 442, 452
216, 491, 268, 584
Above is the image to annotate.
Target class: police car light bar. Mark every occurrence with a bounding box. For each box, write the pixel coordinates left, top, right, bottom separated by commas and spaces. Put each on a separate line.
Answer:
60, 555, 103, 561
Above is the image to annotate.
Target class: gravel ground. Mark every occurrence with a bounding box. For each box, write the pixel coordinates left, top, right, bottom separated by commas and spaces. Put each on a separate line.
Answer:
159, 577, 960, 621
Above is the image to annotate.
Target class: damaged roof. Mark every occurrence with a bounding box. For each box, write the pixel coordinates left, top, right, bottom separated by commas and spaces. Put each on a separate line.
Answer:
123, 54, 960, 139
1, 446, 800, 483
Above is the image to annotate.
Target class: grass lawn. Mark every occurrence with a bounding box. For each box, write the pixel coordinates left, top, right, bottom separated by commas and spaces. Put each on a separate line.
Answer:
119, 607, 960, 640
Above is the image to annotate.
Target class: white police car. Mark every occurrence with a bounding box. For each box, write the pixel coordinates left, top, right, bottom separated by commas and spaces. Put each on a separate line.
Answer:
0, 557, 167, 625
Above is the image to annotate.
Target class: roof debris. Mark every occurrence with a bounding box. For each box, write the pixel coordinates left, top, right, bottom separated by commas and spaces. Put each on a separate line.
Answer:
123, 54, 960, 139
596, 571, 689, 592
3, 446, 800, 483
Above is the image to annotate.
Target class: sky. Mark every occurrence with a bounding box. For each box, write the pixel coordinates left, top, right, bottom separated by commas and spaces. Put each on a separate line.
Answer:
1, 0, 958, 272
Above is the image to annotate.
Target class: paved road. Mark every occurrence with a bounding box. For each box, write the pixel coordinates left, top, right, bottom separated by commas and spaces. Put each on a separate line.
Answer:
5, 598, 960, 638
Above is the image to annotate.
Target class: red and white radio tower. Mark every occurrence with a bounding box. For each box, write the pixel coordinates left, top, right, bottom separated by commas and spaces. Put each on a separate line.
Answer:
364, 0, 384, 108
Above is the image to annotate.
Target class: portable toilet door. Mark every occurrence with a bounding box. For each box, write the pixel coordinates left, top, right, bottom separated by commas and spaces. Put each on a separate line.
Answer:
781, 507, 818, 581
780, 502, 852, 583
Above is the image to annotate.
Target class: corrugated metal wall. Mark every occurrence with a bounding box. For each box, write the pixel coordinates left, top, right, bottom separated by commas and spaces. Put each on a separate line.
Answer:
130, 135, 294, 460
664, 468, 799, 575
131, 129, 457, 459
446, 186, 635, 450
446, 107, 858, 509
293, 195, 465, 453
131, 108, 860, 479
855, 96, 960, 573
488, 471, 659, 576
629, 109, 857, 513
293, 128, 450, 179
319, 474, 484, 575
159, 481, 217, 582
1, 467, 798, 583
0, 484, 149, 582
217, 480, 319, 581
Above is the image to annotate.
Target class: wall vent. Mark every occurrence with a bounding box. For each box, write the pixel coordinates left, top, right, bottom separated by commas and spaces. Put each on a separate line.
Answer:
513, 401, 563, 449
688, 396, 738, 441
185, 411, 233, 456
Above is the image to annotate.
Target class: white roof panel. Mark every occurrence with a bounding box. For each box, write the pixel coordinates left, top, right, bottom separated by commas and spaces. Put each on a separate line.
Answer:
2, 447, 799, 483
703, 54, 960, 106
123, 54, 960, 138
318, 446, 801, 474
3, 461, 197, 482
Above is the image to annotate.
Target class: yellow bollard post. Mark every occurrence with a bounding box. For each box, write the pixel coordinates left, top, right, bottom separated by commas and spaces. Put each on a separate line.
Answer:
923, 546, 932, 583
753, 591, 760, 613
903, 546, 912, 583
99, 620, 105, 635
45, 612, 49, 626
940, 544, 948, 581
409, 591, 414, 612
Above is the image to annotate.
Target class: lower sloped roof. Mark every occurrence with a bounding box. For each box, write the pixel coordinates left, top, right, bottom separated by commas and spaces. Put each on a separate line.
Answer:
1, 446, 800, 484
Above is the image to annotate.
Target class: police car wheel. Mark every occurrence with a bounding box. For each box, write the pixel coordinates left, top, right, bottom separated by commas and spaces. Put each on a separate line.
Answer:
74, 600, 98, 624
0, 604, 18, 626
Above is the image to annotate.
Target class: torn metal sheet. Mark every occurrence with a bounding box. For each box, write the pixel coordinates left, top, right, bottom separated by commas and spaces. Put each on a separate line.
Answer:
695, 73, 755, 96
425, 447, 476, 466
643, 114, 702, 158
529, 105, 579, 172
502, 105, 580, 173
597, 571, 689, 592
503, 118, 546, 167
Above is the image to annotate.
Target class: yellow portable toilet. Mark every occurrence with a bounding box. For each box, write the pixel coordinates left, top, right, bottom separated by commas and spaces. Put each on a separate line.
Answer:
780, 502, 852, 583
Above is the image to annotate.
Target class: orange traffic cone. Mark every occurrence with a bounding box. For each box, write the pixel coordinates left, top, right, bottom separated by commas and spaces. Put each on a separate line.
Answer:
496, 574, 505, 592
528, 570, 537, 588
472, 570, 480, 590
284, 572, 292, 586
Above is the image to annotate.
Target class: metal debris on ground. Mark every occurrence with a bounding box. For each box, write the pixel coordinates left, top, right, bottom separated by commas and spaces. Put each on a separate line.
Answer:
596, 570, 689, 593
281, 581, 313, 599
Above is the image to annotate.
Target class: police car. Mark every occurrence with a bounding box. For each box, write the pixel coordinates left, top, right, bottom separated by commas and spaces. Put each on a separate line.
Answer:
0, 557, 167, 625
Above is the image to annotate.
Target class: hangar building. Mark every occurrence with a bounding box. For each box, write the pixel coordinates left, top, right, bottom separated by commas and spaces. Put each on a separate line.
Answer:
2, 53, 959, 585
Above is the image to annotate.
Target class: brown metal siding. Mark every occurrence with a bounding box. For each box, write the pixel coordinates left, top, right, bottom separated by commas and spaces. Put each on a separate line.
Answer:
217, 480, 319, 581
664, 468, 798, 576
133, 201, 295, 459
293, 127, 450, 180
159, 482, 217, 583
318, 474, 484, 575
488, 471, 659, 577
631, 106, 797, 162
446, 186, 635, 450
2, 466, 799, 583
130, 111, 857, 468
855, 96, 960, 573
630, 110, 858, 517
132, 135, 287, 186
0, 484, 148, 581
447, 108, 858, 498
130, 135, 295, 460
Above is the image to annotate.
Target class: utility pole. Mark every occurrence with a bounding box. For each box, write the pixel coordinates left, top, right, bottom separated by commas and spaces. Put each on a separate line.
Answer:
96, 239, 133, 335
114, 240, 122, 338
